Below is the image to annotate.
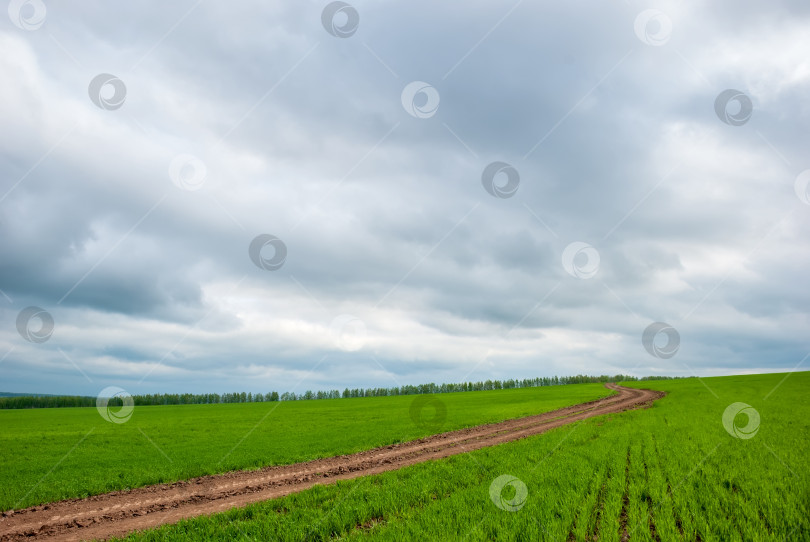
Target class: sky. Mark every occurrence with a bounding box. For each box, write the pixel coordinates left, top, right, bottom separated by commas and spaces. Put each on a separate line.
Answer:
1, 0, 809, 397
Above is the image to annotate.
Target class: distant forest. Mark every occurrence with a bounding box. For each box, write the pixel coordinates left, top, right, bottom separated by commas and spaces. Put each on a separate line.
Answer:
0, 374, 680, 409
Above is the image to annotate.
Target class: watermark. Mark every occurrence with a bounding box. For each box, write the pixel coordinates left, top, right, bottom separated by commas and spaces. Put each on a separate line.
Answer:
409, 394, 447, 433
714, 89, 752, 126
8, 0, 46, 31
96, 386, 135, 424
249, 234, 287, 271
561, 242, 600, 279
642, 322, 679, 359
321, 1, 359, 38
169, 154, 207, 191
794, 169, 810, 205
88, 74, 127, 111
634, 9, 672, 46
16, 306, 54, 343
330, 314, 366, 351
489, 474, 528, 512
401, 81, 440, 119
481, 162, 520, 199
722, 402, 759, 439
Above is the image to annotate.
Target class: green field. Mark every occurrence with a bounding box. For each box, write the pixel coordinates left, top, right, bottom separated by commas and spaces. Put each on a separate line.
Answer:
0, 383, 612, 511
111, 372, 809, 541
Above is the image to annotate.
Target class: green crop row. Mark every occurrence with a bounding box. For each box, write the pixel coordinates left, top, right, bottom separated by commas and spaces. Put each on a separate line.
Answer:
0, 383, 611, 511
115, 372, 808, 541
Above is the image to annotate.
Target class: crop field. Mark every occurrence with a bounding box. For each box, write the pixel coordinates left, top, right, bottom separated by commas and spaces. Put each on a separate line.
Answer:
106, 372, 807, 542
0, 382, 612, 511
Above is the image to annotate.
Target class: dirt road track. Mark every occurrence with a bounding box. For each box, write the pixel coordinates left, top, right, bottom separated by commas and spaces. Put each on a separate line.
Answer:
0, 384, 664, 541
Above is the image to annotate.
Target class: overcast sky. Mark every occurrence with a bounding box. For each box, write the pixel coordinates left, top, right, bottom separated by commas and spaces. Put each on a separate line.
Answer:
1, 0, 809, 396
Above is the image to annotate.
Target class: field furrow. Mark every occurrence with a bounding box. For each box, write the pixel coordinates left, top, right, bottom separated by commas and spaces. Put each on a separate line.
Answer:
2, 373, 807, 542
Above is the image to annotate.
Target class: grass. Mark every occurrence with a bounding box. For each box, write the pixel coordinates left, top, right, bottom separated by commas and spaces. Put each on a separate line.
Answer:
114, 371, 809, 541
0, 383, 612, 511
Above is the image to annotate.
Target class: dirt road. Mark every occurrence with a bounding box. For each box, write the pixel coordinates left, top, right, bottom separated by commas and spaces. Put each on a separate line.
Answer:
0, 384, 664, 541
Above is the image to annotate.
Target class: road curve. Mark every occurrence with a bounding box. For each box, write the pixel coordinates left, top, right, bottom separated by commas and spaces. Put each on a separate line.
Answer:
0, 384, 665, 541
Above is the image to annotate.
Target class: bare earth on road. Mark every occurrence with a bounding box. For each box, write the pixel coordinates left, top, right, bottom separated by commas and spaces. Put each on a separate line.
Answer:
0, 384, 665, 541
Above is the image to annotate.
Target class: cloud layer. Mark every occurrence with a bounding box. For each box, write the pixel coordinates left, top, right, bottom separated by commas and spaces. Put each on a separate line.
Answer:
1, 0, 809, 396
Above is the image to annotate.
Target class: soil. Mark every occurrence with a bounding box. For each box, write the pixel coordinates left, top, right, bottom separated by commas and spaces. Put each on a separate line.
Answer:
0, 384, 665, 541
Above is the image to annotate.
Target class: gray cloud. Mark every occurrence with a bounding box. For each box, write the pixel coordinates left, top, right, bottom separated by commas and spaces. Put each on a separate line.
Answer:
1, 0, 809, 396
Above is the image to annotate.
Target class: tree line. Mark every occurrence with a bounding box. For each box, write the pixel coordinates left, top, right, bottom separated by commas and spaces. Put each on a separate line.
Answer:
0, 374, 678, 409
